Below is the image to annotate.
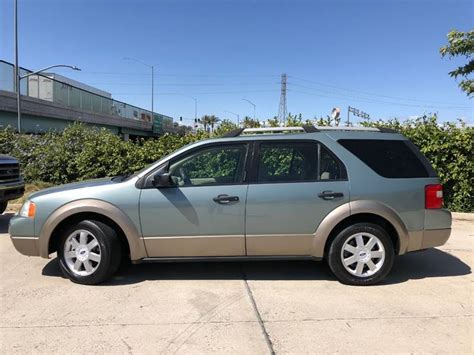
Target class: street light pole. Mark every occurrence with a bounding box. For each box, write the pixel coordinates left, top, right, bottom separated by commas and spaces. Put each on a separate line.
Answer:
14, 0, 80, 133
242, 98, 256, 120
123, 57, 154, 117
15, 64, 80, 134
224, 110, 240, 126
14, 0, 20, 132
151, 65, 154, 118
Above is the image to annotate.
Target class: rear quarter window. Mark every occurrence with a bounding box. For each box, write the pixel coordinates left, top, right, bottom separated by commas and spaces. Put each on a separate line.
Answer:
338, 139, 436, 178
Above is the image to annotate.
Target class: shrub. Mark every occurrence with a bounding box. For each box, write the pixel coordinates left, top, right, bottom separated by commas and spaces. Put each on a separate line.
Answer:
0, 117, 472, 212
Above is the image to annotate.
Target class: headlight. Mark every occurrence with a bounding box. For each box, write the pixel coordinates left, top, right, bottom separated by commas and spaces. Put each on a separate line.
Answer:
19, 200, 36, 218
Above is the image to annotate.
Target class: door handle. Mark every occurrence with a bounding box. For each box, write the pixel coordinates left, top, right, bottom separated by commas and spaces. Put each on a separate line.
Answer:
213, 194, 239, 204
318, 191, 344, 200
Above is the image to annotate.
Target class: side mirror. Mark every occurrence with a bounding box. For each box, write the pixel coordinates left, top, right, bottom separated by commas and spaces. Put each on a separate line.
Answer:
153, 172, 173, 187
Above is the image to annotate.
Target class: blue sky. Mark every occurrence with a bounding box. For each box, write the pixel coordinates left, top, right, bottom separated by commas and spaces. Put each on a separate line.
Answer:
1, 0, 473, 124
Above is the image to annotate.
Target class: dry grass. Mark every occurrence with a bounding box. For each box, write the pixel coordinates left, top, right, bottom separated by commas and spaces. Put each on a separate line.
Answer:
6, 182, 54, 212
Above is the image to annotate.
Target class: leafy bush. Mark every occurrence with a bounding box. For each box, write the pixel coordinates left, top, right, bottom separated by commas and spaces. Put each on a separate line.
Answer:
0, 116, 472, 212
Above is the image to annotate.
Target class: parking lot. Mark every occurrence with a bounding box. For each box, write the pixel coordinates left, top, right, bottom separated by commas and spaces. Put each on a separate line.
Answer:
0, 213, 472, 354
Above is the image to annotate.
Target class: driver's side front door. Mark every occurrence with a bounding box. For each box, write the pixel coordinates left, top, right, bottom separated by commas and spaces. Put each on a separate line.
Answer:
139, 142, 250, 257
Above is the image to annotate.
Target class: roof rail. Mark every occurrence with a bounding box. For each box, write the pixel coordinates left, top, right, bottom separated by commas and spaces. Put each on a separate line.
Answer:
221, 126, 316, 137
220, 125, 397, 137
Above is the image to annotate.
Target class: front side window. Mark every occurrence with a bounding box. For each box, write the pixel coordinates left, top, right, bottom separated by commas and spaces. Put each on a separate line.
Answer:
169, 144, 247, 186
256, 142, 343, 183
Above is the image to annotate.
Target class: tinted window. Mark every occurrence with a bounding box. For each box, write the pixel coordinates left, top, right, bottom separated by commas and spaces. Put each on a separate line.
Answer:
256, 142, 343, 183
169, 144, 247, 186
320, 145, 344, 180
338, 139, 431, 178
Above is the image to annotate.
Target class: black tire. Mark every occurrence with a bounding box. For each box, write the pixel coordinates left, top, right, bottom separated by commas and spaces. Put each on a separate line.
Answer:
327, 223, 394, 286
58, 220, 122, 285
0, 201, 7, 214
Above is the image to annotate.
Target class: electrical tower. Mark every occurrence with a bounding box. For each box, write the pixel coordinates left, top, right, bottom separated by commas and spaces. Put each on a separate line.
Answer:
277, 73, 287, 124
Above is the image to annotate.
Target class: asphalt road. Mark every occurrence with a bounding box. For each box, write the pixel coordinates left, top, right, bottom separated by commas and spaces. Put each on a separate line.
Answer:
0, 213, 472, 354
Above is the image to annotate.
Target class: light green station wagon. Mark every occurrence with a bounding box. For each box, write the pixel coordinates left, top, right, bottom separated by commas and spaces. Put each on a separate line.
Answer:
9, 126, 452, 285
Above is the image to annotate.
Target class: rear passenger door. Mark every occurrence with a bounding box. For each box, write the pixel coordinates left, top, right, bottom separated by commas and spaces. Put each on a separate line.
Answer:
245, 140, 350, 256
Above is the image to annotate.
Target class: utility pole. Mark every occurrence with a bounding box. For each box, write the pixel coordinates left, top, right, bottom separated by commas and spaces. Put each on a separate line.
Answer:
277, 73, 287, 125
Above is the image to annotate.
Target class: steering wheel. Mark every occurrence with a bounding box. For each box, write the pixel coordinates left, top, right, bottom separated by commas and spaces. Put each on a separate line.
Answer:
179, 167, 191, 185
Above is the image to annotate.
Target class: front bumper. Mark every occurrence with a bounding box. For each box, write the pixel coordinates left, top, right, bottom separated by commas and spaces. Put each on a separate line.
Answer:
8, 214, 40, 257
10, 235, 40, 256
0, 181, 25, 202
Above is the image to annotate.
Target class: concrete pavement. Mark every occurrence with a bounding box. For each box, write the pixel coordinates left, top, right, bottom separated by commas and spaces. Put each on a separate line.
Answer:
0, 214, 472, 354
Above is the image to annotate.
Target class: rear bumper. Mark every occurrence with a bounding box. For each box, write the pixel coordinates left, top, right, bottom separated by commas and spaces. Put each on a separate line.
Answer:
10, 235, 40, 256
421, 228, 451, 249
407, 228, 451, 252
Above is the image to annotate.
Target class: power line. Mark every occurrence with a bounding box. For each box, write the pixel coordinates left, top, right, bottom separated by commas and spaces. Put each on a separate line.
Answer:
112, 89, 279, 96
288, 89, 472, 110
81, 82, 279, 86
63, 70, 280, 78
289, 75, 470, 106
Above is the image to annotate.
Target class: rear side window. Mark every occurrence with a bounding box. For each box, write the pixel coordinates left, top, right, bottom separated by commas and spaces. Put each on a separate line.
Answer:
256, 142, 345, 183
338, 139, 435, 178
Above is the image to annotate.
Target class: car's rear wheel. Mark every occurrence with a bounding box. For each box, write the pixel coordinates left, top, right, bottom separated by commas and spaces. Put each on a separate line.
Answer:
327, 223, 394, 286
58, 220, 122, 285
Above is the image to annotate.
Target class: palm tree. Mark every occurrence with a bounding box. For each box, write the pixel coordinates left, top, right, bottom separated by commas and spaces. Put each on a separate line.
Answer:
201, 115, 220, 132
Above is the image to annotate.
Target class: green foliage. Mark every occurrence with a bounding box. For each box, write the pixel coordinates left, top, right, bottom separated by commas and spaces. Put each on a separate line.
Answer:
0, 123, 207, 185
440, 29, 474, 97
0, 116, 472, 212
242, 116, 260, 128
213, 119, 238, 136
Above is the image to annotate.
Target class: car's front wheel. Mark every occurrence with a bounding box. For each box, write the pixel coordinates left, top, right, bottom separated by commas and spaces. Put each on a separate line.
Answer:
327, 223, 394, 286
58, 220, 122, 285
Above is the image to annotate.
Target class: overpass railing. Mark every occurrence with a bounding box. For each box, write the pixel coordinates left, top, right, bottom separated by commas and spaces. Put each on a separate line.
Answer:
0, 60, 173, 132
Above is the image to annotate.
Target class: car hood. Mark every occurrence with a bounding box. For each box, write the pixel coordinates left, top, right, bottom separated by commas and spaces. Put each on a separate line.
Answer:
28, 178, 118, 200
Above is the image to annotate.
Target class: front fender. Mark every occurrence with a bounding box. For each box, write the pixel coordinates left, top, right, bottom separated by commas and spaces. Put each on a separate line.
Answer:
38, 199, 147, 261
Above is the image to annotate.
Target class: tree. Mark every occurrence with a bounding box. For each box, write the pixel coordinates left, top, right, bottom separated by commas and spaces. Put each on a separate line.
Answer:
213, 119, 238, 136
242, 116, 260, 128
440, 30, 474, 97
200, 115, 220, 132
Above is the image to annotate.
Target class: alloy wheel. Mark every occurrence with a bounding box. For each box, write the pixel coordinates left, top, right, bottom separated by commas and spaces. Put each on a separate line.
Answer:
340, 232, 385, 277
63, 229, 102, 276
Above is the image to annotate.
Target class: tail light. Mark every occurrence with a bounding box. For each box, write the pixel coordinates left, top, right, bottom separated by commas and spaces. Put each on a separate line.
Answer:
425, 184, 443, 209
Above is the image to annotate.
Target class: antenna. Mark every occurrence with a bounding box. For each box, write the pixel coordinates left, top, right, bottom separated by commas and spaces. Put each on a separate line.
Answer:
277, 73, 287, 124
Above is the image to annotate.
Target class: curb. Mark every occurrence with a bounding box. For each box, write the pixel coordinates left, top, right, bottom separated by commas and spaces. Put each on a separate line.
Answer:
452, 212, 474, 222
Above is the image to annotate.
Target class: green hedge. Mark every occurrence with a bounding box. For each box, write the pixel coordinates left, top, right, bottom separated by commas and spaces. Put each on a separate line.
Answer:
0, 116, 472, 212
